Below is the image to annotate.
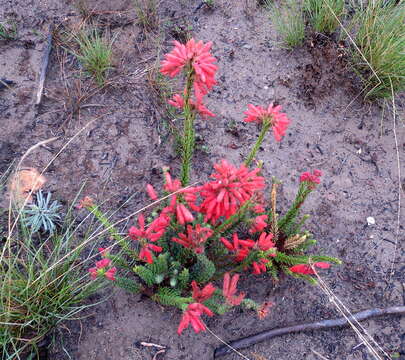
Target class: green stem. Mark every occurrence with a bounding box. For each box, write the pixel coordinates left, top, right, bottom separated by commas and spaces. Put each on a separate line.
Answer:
245, 118, 271, 167
87, 205, 137, 258
180, 68, 196, 186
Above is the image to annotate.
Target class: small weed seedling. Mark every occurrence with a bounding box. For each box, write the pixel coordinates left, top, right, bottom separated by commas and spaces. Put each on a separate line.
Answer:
0, 21, 17, 40
269, 0, 306, 49
74, 30, 113, 86
304, 0, 345, 34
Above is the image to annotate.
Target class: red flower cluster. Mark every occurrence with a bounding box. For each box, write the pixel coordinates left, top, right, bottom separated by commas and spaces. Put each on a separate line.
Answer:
222, 273, 245, 306
244, 104, 291, 142
256, 232, 275, 251
128, 213, 169, 263
178, 281, 215, 335
249, 214, 268, 233
199, 160, 265, 223
177, 303, 213, 335
289, 262, 330, 275
172, 224, 214, 254
299, 169, 322, 185
191, 281, 216, 302
252, 258, 269, 275
89, 258, 116, 281
221, 233, 255, 261
161, 172, 199, 224
161, 38, 217, 116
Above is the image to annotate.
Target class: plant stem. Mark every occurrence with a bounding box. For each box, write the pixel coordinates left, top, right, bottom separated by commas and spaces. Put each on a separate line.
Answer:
180, 68, 196, 186
245, 119, 271, 167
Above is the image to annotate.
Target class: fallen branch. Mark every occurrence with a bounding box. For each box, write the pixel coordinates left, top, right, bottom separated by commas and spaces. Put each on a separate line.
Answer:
214, 306, 405, 358
36, 24, 53, 105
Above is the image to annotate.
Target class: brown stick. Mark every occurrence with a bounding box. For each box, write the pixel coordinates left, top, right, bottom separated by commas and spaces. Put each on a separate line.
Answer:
36, 24, 53, 105
214, 306, 405, 358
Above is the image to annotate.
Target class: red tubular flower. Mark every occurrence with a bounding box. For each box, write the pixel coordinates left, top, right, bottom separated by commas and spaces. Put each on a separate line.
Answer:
199, 160, 265, 223
146, 184, 158, 200
139, 243, 163, 264
252, 259, 269, 275
256, 232, 275, 251
222, 273, 245, 306
88, 258, 116, 280
129, 214, 167, 263
191, 281, 216, 302
221, 233, 255, 262
164, 172, 182, 192
253, 204, 266, 213
168, 94, 215, 118
299, 169, 322, 185
160, 40, 189, 77
98, 247, 109, 257
104, 267, 117, 281
249, 214, 268, 234
172, 224, 213, 254
244, 104, 291, 142
289, 262, 330, 275
177, 303, 213, 335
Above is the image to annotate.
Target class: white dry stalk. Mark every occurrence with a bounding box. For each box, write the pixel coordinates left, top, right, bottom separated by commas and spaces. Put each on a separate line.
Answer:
313, 269, 391, 360
204, 323, 252, 360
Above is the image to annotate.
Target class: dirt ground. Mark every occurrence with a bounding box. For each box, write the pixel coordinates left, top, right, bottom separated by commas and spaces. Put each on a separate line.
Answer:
1, 0, 404, 359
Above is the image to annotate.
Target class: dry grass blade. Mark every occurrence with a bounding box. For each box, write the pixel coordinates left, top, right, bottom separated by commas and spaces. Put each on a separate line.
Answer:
313, 269, 391, 360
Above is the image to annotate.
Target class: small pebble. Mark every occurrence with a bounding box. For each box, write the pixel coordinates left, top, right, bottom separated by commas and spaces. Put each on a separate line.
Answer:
367, 217, 375, 225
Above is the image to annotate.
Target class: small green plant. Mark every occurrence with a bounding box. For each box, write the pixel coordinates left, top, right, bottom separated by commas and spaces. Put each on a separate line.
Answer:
304, 0, 345, 34
0, 21, 17, 40
133, 0, 159, 31
22, 190, 62, 233
269, 0, 306, 49
351, 0, 405, 98
74, 30, 113, 86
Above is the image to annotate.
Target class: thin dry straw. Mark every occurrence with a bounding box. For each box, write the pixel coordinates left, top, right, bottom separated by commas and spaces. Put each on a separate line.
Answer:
205, 324, 252, 360
387, 79, 401, 283
313, 269, 390, 360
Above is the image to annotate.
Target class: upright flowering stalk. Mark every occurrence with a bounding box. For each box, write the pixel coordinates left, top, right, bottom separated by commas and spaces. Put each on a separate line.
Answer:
161, 39, 217, 185
243, 104, 291, 166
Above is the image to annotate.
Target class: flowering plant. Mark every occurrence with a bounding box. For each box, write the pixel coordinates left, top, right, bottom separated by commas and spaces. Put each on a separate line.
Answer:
80, 39, 340, 335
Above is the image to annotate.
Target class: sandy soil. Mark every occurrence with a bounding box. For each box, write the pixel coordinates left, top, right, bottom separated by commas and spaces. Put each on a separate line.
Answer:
0, 0, 404, 359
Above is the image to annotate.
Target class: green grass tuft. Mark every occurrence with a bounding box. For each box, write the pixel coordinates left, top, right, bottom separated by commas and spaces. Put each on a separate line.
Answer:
74, 30, 113, 86
351, 0, 405, 98
304, 0, 345, 34
268, 0, 306, 49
